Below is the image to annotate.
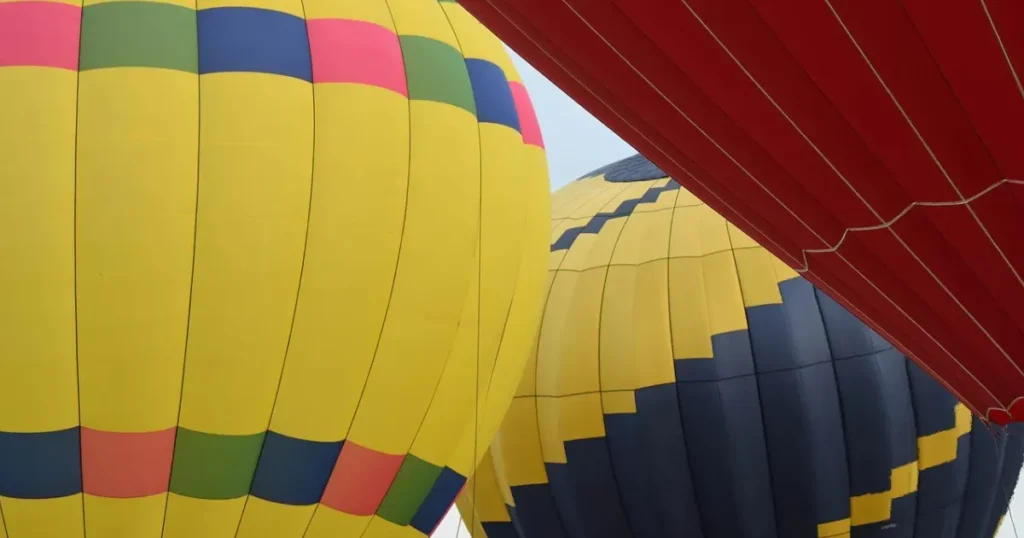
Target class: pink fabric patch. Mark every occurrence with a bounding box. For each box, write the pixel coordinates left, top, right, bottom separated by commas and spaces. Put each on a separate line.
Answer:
81, 427, 177, 498
510, 81, 545, 148
320, 441, 404, 515
307, 18, 407, 96
0, 1, 81, 70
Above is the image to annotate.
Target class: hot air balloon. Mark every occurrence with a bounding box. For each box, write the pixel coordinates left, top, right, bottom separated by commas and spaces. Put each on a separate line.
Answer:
456, 155, 1024, 538
0, 0, 549, 536
457, 0, 1024, 423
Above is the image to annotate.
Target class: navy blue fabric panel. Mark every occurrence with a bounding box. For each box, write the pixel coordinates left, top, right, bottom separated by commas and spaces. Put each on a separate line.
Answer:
907, 361, 969, 538
546, 438, 634, 538
505, 504, 529, 538
603, 409, 664, 538
876, 352, 918, 468
913, 501, 963, 538
249, 431, 342, 505
197, 7, 313, 81
815, 287, 889, 360
481, 521, 523, 538
508, 483, 570, 538
674, 330, 755, 382
907, 361, 960, 435
833, 352, 908, 495
411, 467, 467, 534
771, 277, 832, 371
0, 427, 82, 499
465, 58, 520, 132
837, 350, 918, 538
955, 421, 1006, 538
758, 362, 849, 537
581, 214, 616, 234
878, 353, 919, 536
913, 437, 970, 538
580, 153, 667, 182
745, 303, 792, 373
551, 227, 583, 251
604, 384, 703, 537
676, 377, 776, 538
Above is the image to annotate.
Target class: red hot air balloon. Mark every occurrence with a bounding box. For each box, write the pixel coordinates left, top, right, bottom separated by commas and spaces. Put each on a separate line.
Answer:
458, 0, 1024, 423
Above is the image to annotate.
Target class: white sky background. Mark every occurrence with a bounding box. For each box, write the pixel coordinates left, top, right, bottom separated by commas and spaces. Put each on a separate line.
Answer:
429, 48, 1024, 538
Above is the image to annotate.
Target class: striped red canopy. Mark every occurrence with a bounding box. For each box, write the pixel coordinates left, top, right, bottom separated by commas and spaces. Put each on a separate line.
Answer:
459, 0, 1024, 423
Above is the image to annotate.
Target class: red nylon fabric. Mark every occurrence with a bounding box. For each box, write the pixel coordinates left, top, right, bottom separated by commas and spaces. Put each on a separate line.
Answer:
461, 0, 1024, 423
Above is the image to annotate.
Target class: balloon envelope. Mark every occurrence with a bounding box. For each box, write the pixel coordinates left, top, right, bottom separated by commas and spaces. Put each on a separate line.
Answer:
0, 0, 549, 536
457, 155, 1024, 538
458, 0, 1024, 423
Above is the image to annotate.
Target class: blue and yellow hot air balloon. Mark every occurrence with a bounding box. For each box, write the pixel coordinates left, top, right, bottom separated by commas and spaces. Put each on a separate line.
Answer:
0, 0, 549, 536
457, 155, 1024, 538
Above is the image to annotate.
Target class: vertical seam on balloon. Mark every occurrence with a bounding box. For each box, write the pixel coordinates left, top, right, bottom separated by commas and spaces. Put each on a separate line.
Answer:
866, 346, 896, 525
981, 0, 1024, 102
426, 10, 486, 534
352, 314, 462, 535
522, 177, 637, 538
822, 0, 1023, 416
723, 223, 782, 536
350, 7, 488, 535
555, 178, 619, 219
549, 0, 998, 413
157, 2, 200, 535
477, 254, 526, 420
902, 341, 924, 530
526, 189, 624, 538
300, 1, 412, 535
476, 73, 553, 436
811, 285, 855, 535
232, 0, 318, 535
560, 182, 630, 224
590, 181, 659, 538
662, 188, 708, 536
73, 0, 87, 534
949, 422, 975, 538
476, 135, 535, 432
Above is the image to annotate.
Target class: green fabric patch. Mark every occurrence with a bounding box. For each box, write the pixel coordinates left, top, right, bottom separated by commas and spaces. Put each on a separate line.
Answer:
399, 35, 476, 116
169, 428, 264, 499
80, 1, 198, 73
375, 454, 444, 525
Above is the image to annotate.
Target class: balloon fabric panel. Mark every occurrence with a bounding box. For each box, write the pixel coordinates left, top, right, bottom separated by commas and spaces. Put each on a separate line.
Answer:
0, 0, 549, 536
458, 155, 1024, 538
457, 0, 1024, 423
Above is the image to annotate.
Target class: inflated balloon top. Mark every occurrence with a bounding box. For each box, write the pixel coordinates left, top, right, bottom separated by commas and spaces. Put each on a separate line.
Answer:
0, 0, 549, 536
458, 155, 1024, 538
459, 0, 1024, 425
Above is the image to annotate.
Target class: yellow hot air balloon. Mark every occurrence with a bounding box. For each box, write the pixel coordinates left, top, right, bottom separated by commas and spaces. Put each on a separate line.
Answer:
0, 0, 549, 536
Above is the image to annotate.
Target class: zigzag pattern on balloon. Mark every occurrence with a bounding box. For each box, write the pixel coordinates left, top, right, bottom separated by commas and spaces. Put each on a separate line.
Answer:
458, 156, 1024, 538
